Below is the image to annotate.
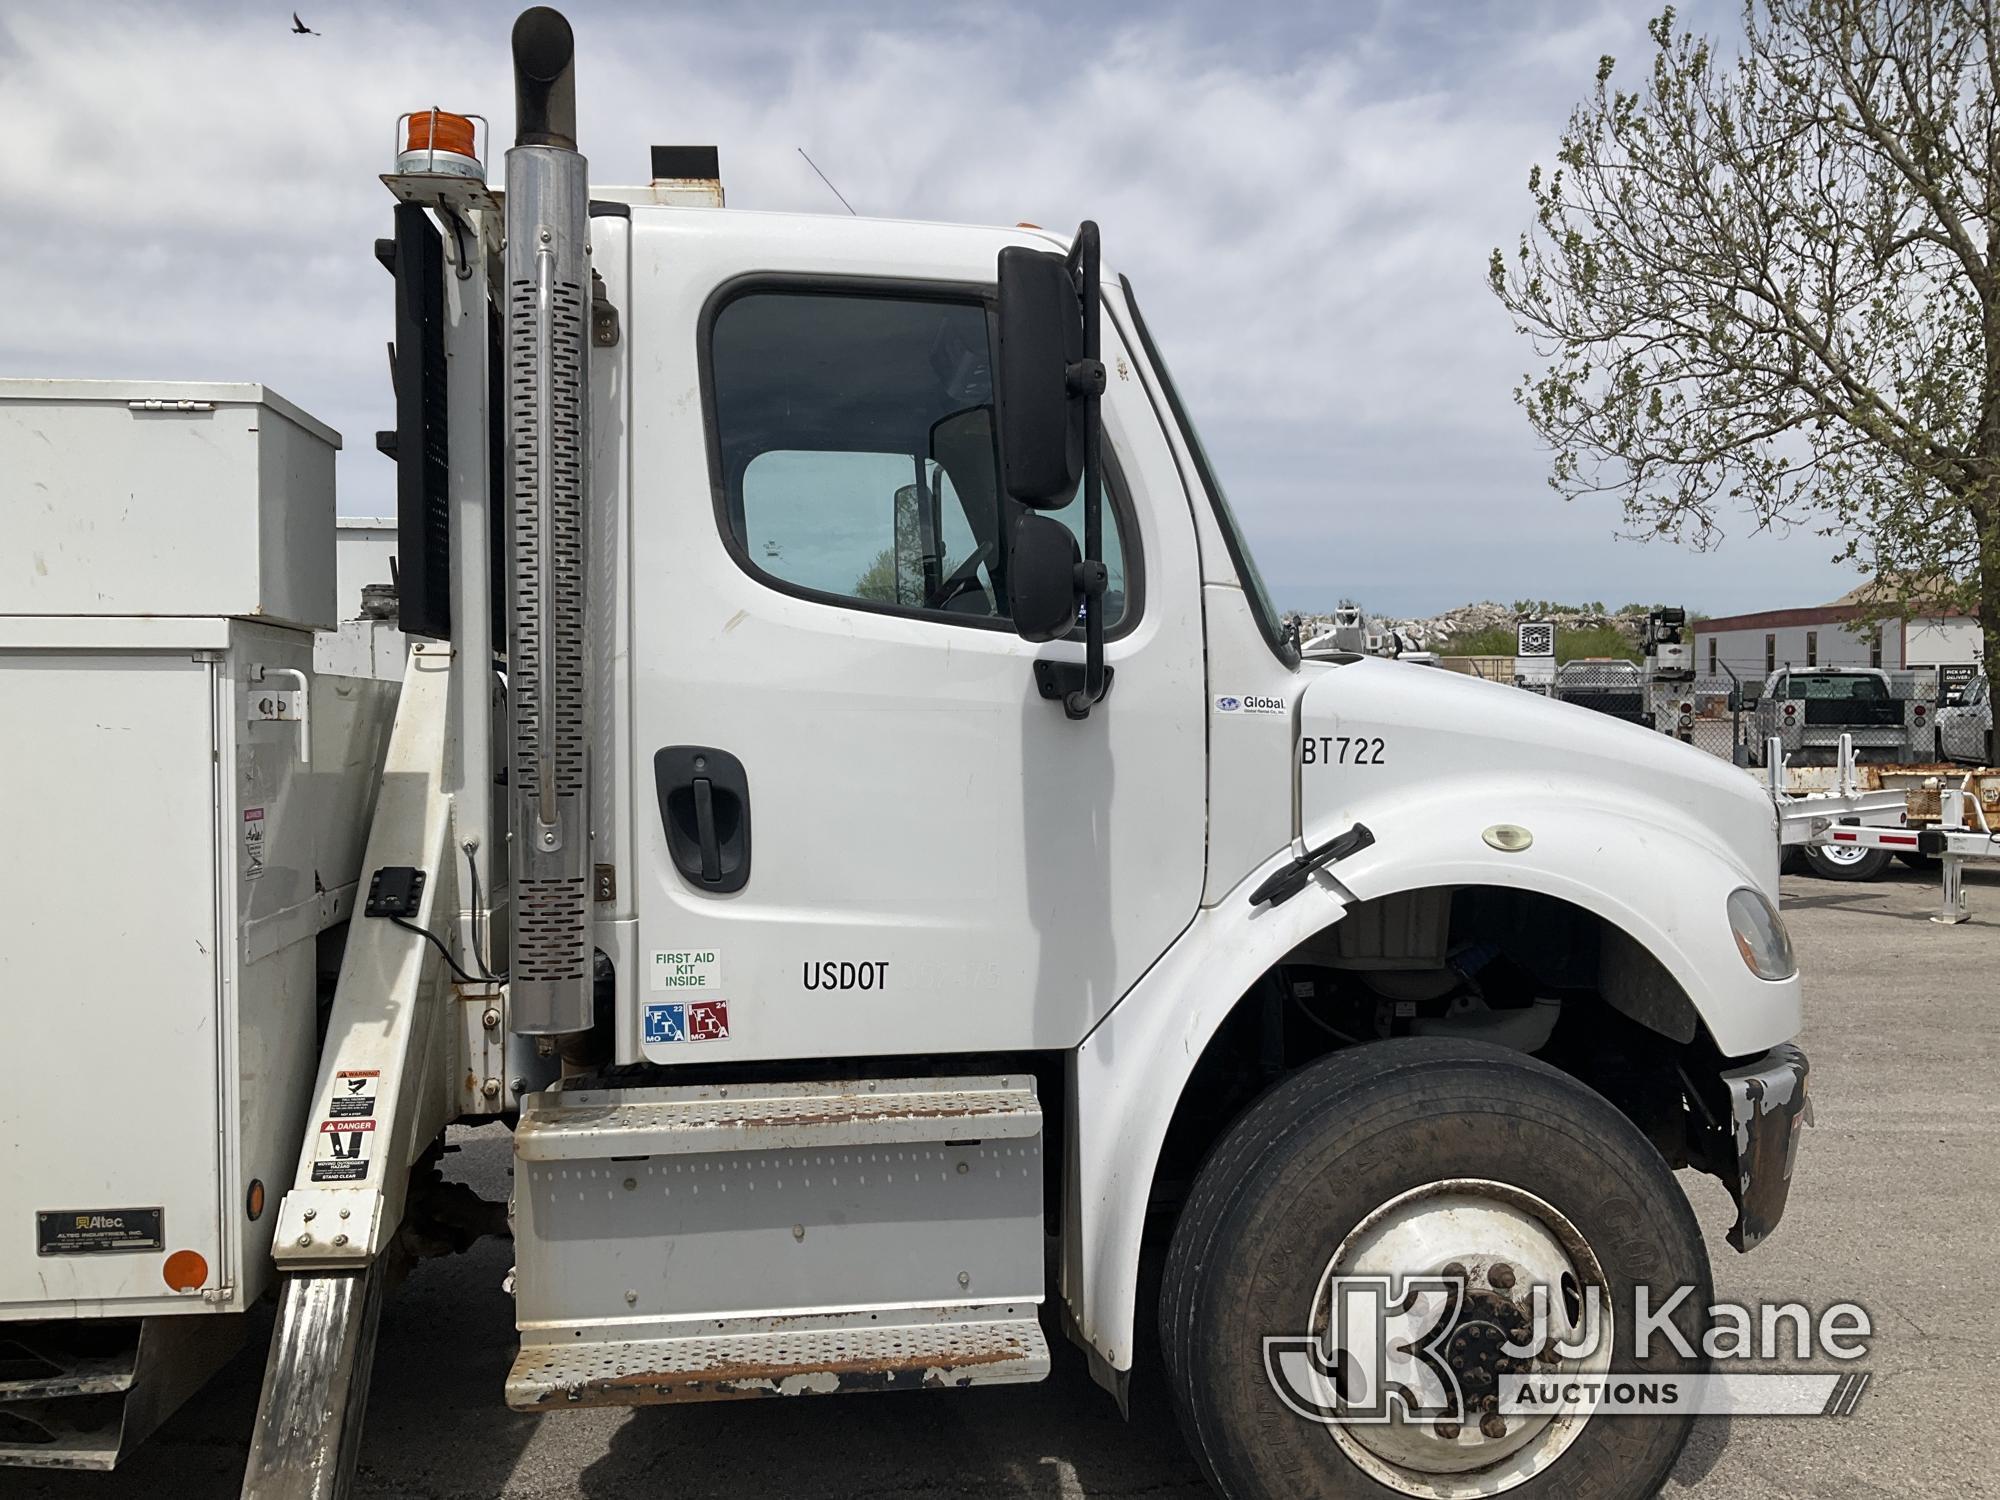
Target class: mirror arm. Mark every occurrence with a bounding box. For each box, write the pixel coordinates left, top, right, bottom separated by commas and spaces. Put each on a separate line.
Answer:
1064, 221, 1108, 720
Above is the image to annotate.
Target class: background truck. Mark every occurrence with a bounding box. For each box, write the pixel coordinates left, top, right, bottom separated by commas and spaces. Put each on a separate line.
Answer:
1749, 665, 1935, 765
1, 12, 1813, 1499
1552, 656, 1651, 724
1937, 673, 1992, 764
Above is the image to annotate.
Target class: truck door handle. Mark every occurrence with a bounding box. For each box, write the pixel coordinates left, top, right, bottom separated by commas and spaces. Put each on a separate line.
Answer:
655, 747, 751, 894
691, 777, 721, 882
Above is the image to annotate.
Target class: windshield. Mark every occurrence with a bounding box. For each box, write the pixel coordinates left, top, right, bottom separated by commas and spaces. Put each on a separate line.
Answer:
1791, 673, 1888, 701
1117, 277, 1297, 668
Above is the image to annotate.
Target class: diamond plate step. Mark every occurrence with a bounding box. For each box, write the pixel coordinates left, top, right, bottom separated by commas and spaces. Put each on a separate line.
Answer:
506, 1312, 1050, 1410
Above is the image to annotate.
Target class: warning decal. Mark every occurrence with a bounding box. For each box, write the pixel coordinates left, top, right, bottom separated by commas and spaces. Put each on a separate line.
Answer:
311, 1118, 375, 1183
243, 807, 266, 882
327, 1069, 379, 1120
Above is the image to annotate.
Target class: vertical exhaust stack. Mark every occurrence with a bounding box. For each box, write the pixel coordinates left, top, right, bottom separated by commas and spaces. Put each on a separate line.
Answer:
506, 6, 593, 1036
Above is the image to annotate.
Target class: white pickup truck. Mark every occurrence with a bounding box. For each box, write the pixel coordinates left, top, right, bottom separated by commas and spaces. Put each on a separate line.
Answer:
1749, 666, 1933, 765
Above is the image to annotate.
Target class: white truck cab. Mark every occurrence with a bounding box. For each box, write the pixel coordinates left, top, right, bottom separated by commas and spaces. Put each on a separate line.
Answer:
1, 12, 1812, 1500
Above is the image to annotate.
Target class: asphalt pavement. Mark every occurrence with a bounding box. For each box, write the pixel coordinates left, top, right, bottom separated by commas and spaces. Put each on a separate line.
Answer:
19, 863, 1999, 1499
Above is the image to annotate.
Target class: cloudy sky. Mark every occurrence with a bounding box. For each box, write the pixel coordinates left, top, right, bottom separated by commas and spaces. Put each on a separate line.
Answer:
0, 0, 1860, 617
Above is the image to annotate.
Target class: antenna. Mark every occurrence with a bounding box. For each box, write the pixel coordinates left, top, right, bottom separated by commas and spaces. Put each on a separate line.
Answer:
797, 147, 858, 215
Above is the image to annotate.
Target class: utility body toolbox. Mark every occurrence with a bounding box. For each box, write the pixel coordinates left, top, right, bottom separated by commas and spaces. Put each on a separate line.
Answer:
0, 382, 395, 1466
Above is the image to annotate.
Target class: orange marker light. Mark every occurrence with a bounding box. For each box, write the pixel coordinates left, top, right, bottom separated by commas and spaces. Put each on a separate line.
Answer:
246, 1179, 266, 1221
163, 1249, 209, 1293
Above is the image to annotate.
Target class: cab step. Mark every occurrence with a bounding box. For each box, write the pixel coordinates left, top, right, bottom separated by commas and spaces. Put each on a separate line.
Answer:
507, 1306, 1049, 1409
509, 1075, 1048, 1411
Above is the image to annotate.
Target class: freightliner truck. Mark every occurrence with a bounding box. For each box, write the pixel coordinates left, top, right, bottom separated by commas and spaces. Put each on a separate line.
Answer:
0, 12, 1811, 1499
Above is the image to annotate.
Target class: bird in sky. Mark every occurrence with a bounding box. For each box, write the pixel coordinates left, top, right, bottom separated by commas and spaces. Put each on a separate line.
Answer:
291, 13, 319, 36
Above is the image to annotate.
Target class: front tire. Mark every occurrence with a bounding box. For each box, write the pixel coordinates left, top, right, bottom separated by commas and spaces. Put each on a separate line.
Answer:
1802, 843, 1892, 881
1159, 1039, 1708, 1500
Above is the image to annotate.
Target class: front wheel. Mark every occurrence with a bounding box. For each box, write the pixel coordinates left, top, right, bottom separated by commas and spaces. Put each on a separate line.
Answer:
1801, 842, 1892, 881
1160, 1039, 1708, 1500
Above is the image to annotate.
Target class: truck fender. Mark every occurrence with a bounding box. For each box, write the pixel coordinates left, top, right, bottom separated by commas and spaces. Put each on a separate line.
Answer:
1320, 784, 1798, 1059
1066, 849, 1350, 1378
1066, 795, 1800, 1380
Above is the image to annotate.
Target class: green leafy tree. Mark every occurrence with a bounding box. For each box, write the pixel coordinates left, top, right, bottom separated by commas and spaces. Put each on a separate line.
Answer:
1492, 1, 2000, 745
854, 484, 929, 604
1440, 623, 1641, 661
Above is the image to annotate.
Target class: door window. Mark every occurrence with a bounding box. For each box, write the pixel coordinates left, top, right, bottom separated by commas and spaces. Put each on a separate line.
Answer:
708, 289, 1129, 630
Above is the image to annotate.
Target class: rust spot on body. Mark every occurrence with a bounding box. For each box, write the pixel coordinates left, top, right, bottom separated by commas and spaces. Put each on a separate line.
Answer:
518, 1342, 1031, 1410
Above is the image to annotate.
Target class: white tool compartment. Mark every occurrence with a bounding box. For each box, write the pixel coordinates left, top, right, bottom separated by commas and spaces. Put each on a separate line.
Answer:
0, 619, 393, 1317
0, 380, 339, 630
0, 384, 393, 1322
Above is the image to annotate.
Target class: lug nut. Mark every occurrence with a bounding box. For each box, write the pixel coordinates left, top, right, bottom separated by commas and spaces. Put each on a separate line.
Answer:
1488, 1261, 1517, 1290
1435, 1422, 1461, 1441
1442, 1261, 1468, 1282
1481, 1413, 1508, 1440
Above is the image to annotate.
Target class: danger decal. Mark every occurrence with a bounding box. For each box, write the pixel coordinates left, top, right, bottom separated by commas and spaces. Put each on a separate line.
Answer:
311, 1118, 375, 1183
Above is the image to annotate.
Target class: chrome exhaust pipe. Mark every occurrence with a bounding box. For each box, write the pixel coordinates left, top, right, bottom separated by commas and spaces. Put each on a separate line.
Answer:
505, 6, 593, 1035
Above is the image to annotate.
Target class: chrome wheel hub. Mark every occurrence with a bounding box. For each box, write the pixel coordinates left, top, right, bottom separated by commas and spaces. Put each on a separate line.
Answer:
1310, 1178, 1615, 1497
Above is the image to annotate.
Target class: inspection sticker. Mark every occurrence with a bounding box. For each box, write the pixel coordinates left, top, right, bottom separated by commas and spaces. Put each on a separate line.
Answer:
650, 949, 722, 993
644, 1002, 688, 1044
644, 999, 730, 1045
327, 1068, 379, 1120
311, 1118, 375, 1183
243, 807, 266, 882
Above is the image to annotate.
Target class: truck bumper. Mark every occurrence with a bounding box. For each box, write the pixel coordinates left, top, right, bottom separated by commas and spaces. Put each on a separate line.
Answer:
1719, 1044, 1812, 1251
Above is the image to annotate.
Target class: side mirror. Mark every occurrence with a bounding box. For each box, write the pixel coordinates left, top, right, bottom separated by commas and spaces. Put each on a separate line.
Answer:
995, 247, 1088, 506
994, 224, 1109, 717
1009, 513, 1082, 643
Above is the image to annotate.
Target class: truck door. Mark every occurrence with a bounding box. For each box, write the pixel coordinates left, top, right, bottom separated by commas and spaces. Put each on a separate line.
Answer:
625, 241, 1205, 1061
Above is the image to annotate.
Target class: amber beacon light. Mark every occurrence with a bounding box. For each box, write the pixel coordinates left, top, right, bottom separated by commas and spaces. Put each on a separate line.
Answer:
396, 108, 486, 180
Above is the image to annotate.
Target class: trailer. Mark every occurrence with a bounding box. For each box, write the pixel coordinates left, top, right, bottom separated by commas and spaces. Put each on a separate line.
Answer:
1768, 734, 2000, 904
2, 13, 1817, 1499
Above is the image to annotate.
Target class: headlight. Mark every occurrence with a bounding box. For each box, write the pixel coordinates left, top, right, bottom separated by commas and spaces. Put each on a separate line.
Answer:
1727, 887, 1796, 980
